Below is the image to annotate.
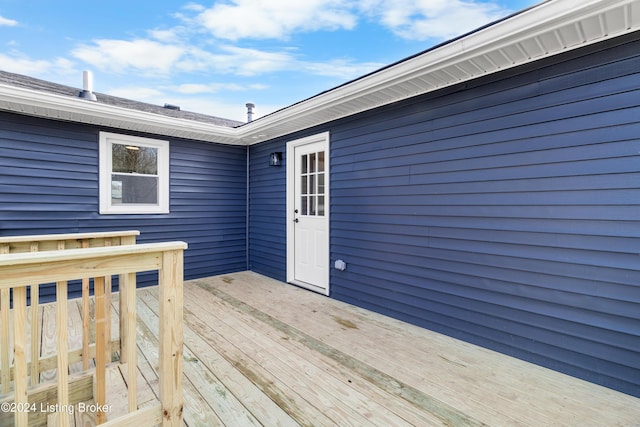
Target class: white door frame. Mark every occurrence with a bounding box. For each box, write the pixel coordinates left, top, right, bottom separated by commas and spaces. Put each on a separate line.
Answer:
286, 132, 330, 295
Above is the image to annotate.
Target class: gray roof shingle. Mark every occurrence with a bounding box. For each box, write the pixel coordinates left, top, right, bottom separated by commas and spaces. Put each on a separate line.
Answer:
0, 69, 244, 128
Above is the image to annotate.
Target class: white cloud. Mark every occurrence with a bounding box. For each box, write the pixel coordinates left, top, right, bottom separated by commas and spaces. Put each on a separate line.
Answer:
0, 16, 18, 27
195, 0, 358, 40
169, 82, 246, 94
185, 0, 510, 42
360, 0, 510, 40
183, 2, 206, 12
0, 52, 76, 78
66, 1, 511, 81
209, 45, 295, 75
71, 39, 185, 76
148, 28, 183, 43
302, 58, 385, 79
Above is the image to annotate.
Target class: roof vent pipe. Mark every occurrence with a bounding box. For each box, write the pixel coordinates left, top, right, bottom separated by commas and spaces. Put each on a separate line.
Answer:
78, 70, 97, 101
245, 102, 255, 123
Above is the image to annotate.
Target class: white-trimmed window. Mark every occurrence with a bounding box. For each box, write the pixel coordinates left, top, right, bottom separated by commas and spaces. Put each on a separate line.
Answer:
99, 132, 169, 214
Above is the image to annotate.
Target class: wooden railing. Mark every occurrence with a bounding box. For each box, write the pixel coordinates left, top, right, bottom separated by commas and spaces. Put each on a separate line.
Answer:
0, 238, 186, 427
0, 230, 140, 394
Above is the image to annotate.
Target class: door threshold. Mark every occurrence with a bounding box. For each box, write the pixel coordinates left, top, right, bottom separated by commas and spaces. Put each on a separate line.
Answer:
288, 280, 328, 296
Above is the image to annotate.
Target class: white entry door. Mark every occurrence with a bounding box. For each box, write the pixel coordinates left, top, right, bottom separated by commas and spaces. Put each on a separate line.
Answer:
287, 133, 329, 295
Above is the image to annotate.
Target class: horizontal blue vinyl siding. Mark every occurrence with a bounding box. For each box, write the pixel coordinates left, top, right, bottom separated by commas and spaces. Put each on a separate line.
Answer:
249, 34, 640, 397
248, 140, 287, 281
330, 36, 640, 396
0, 113, 247, 301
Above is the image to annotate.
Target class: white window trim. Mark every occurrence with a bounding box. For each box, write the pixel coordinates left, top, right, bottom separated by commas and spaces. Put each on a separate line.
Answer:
99, 132, 170, 214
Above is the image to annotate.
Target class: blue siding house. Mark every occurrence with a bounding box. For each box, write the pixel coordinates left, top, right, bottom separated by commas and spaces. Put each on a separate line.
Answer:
1, 0, 639, 397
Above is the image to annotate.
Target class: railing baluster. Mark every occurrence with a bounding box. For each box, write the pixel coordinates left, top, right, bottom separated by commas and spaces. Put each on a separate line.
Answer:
13, 285, 28, 426
95, 276, 108, 424
104, 239, 113, 364
29, 241, 40, 386
56, 280, 70, 427
118, 233, 137, 365
123, 272, 138, 413
81, 239, 91, 371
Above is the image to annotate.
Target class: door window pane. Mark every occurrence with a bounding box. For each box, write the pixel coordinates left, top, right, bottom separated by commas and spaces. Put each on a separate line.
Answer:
299, 150, 327, 217
310, 153, 316, 173
310, 196, 316, 216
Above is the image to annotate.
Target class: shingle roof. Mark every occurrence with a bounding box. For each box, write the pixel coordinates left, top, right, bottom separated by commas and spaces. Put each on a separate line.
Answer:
0, 69, 244, 128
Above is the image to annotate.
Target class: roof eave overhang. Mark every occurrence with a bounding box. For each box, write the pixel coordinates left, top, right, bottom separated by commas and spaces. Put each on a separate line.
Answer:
0, 84, 241, 145
0, 0, 638, 146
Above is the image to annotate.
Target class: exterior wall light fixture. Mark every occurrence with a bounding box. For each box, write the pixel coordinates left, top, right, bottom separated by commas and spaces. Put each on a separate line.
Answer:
269, 152, 282, 166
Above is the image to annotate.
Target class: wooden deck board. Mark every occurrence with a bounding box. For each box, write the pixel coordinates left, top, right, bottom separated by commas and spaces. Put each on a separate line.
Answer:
175, 286, 418, 427
8, 271, 640, 426
186, 272, 640, 427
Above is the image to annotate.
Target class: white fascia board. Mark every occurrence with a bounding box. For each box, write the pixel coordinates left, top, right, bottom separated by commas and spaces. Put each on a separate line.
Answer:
0, 83, 240, 145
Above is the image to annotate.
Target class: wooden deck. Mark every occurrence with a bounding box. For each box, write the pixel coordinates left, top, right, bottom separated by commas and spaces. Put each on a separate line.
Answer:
10, 271, 640, 426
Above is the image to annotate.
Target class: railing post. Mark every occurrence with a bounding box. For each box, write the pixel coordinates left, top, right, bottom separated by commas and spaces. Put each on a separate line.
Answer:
13, 286, 28, 426
158, 249, 184, 426
0, 243, 9, 394
123, 272, 137, 413
81, 239, 91, 371
29, 241, 40, 386
119, 234, 137, 365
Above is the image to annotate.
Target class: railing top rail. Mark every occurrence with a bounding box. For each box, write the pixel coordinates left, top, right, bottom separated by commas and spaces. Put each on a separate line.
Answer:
0, 241, 187, 289
0, 230, 140, 244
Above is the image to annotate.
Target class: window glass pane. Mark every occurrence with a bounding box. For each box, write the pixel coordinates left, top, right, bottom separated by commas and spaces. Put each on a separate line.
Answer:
301, 154, 308, 174
318, 173, 324, 195
310, 196, 316, 216
309, 175, 316, 195
318, 196, 325, 216
318, 151, 325, 172
301, 176, 308, 195
112, 174, 158, 204
301, 196, 308, 215
112, 143, 158, 174
310, 153, 316, 173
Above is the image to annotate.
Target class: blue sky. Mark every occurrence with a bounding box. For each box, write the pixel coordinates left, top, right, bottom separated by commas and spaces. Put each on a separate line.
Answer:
0, 0, 539, 122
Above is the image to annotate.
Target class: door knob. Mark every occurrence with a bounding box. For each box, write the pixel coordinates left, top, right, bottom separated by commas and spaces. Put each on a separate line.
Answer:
294, 218, 299, 223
